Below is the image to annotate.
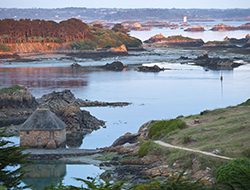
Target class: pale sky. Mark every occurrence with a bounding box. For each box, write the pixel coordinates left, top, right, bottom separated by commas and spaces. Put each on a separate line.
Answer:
1, 0, 250, 9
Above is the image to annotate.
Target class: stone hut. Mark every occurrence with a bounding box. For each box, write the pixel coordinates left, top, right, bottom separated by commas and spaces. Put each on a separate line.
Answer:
20, 108, 66, 149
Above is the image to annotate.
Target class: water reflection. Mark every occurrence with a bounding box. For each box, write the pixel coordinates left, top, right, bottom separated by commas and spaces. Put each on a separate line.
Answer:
22, 163, 66, 190
0, 67, 89, 90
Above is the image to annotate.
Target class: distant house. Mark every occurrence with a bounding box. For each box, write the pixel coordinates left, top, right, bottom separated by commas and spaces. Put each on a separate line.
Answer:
20, 108, 66, 149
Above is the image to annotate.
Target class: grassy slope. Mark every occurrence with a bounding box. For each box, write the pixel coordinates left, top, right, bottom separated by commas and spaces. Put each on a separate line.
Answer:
161, 101, 250, 159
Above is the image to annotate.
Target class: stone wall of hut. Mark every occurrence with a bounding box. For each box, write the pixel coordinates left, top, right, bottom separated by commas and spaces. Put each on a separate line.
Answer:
20, 129, 66, 148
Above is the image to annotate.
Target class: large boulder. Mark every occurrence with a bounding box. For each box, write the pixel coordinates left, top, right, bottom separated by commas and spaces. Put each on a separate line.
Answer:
111, 132, 141, 147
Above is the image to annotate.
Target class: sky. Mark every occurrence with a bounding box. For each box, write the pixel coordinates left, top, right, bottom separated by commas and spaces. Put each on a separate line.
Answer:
1, 0, 250, 9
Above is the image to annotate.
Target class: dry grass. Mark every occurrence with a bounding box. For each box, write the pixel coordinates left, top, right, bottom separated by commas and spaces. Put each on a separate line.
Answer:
162, 103, 250, 158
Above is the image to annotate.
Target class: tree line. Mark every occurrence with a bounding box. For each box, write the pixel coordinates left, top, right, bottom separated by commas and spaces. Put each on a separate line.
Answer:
0, 18, 142, 50
0, 18, 90, 44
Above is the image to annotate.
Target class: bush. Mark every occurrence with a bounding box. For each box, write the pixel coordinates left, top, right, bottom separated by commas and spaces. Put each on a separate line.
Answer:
242, 147, 250, 158
180, 133, 192, 144
138, 140, 164, 157
216, 158, 250, 189
0, 85, 24, 95
148, 119, 187, 140
0, 43, 11, 52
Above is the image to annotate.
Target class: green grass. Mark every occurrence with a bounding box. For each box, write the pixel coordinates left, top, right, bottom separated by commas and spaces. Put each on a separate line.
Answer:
148, 119, 187, 140
0, 85, 25, 95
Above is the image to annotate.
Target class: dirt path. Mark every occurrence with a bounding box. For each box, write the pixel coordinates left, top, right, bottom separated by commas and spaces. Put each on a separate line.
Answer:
154, 140, 232, 160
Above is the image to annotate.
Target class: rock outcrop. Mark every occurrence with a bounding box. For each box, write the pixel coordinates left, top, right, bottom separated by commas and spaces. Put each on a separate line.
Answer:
99, 61, 126, 71
111, 132, 141, 147
184, 25, 205, 32
211, 23, 236, 31
0, 85, 38, 109
0, 85, 38, 118
144, 33, 166, 43
110, 44, 127, 53
135, 65, 165, 72
224, 34, 250, 45
6, 42, 71, 53
143, 34, 204, 48
194, 54, 242, 70
211, 23, 250, 31
56, 106, 105, 133
37, 89, 131, 112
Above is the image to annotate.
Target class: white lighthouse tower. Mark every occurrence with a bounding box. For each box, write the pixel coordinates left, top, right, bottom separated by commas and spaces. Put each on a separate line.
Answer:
183, 15, 187, 23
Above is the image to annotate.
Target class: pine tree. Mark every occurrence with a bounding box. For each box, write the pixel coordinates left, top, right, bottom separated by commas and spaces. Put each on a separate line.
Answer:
0, 127, 31, 189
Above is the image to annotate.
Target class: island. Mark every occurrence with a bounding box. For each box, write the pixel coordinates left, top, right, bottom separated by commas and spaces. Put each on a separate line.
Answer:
0, 18, 142, 56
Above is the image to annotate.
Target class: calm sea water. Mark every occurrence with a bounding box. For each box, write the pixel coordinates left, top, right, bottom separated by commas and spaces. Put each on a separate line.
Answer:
1, 24, 250, 188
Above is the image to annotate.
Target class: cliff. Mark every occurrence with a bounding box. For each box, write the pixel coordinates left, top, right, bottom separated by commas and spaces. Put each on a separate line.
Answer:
6, 42, 71, 53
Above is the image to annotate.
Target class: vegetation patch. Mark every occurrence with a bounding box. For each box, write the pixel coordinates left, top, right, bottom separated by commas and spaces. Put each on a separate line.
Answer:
0, 85, 24, 95
216, 158, 250, 189
93, 152, 118, 161
148, 119, 187, 140
164, 35, 196, 42
0, 43, 11, 52
138, 140, 165, 157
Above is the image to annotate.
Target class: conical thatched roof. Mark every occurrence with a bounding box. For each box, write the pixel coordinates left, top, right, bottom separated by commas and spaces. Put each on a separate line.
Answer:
20, 108, 66, 131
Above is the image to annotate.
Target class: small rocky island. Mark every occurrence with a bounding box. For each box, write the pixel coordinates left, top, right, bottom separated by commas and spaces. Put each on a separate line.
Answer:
143, 33, 204, 48
184, 25, 205, 32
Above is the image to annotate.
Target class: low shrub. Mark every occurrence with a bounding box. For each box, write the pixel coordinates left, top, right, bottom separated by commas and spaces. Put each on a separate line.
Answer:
0, 43, 11, 52
138, 140, 164, 157
242, 147, 250, 158
216, 158, 250, 189
148, 119, 187, 140
0, 85, 24, 95
180, 133, 192, 144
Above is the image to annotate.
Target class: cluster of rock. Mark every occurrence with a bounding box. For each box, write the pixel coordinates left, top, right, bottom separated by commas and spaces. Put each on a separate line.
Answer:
143, 33, 250, 51
193, 53, 242, 70
0, 87, 130, 133
211, 23, 250, 31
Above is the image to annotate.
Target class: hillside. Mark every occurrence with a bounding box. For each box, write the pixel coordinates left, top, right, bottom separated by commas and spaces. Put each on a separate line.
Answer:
1, 8, 250, 21
98, 97, 250, 187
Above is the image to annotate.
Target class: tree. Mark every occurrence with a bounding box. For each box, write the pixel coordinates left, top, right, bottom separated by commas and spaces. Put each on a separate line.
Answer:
111, 23, 130, 34
0, 128, 31, 189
